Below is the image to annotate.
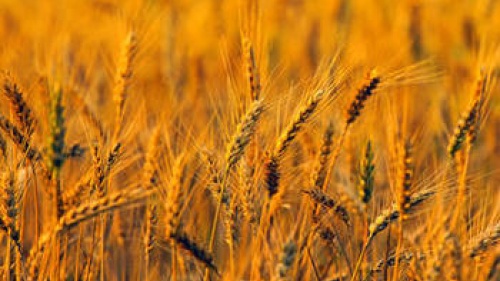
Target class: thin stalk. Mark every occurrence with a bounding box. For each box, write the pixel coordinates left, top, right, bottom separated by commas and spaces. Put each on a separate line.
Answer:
350, 236, 373, 281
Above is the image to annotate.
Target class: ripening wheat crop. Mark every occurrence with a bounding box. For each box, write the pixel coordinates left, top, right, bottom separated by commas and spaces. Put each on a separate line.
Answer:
0, 0, 499, 280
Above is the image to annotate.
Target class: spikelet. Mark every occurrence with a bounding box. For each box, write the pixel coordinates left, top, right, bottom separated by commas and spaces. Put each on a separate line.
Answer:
90, 142, 103, 195
447, 98, 482, 158
276, 239, 297, 280
275, 90, 324, 159
1, 171, 22, 253
169, 230, 218, 274
448, 69, 488, 158
398, 140, 414, 220
144, 128, 162, 265
223, 198, 240, 251
346, 70, 381, 125
2, 170, 24, 280
238, 161, 258, 228
203, 150, 221, 185
467, 69, 488, 144
346, 60, 439, 126
0, 115, 42, 162
311, 122, 335, 190
264, 155, 280, 198
105, 143, 122, 174
163, 155, 184, 239
1, 170, 23, 281
113, 31, 138, 137
357, 140, 375, 205
225, 99, 264, 171
368, 189, 434, 239
93, 142, 123, 245
368, 208, 400, 239
242, 37, 261, 101
265, 90, 325, 198
3, 73, 36, 137
469, 222, 500, 259
369, 251, 414, 275
91, 142, 121, 197
302, 188, 351, 226
144, 202, 158, 257
201, 150, 226, 203
144, 127, 162, 186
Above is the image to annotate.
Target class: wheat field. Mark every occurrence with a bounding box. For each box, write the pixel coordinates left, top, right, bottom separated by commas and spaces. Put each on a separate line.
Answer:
0, 0, 499, 280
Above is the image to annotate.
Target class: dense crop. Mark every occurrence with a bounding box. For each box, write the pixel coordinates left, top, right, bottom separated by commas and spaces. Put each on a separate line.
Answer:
0, 1, 499, 280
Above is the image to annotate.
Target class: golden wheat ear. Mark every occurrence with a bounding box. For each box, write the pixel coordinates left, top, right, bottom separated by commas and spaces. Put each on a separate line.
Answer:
369, 250, 414, 276
1, 170, 23, 254
346, 70, 381, 125
2, 72, 36, 137
469, 223, 500, 259
346, 60, 440, 126
113, 31, 138, 140
167, 230, 219, 275
225, 99, 264, 172
302, 188, 351, 227
310, 122, 335, 191
448, 69, 490, 158
241, 36, 261, 101
0, 115, 43, 163
160, 154, 185, 239
265, 90, 325, 198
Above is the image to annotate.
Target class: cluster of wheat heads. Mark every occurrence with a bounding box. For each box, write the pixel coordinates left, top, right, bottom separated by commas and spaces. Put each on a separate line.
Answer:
0, 0, 500, 281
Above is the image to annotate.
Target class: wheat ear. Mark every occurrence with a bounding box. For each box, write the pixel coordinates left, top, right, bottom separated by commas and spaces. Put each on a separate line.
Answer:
265, 90, 325, 198
3, 73, 36, 136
